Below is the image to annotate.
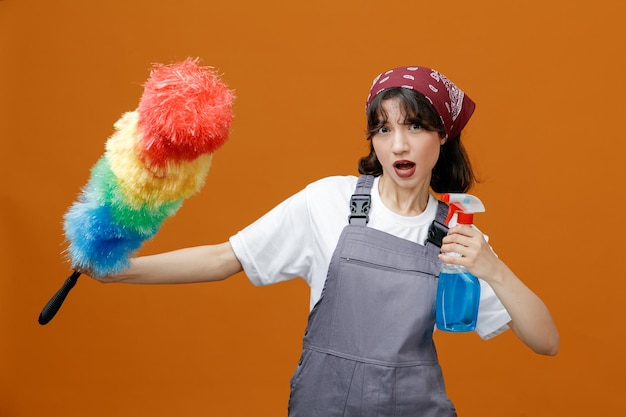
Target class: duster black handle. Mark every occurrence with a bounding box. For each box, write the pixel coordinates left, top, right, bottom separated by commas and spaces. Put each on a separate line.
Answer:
38, 271, 81, 325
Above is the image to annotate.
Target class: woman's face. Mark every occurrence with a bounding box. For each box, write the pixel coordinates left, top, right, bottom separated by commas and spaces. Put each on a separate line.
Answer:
371, 97, 445, 191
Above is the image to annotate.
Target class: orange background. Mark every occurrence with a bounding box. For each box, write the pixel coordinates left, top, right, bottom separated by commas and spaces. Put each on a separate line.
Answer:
1, 0, 625, 415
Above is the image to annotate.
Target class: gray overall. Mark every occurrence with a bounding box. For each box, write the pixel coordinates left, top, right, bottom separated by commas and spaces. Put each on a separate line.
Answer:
288, 175, 456, 417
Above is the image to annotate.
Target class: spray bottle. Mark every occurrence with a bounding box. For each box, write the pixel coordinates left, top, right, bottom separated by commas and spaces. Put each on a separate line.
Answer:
435, 193, 485, 332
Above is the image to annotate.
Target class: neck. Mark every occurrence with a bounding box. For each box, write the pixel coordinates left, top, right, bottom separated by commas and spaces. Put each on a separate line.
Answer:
377, 175, 431, 216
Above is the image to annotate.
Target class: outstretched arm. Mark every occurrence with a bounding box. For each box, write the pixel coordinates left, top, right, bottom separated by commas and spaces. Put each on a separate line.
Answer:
439, 225, 560, 356
88, 242, 243, 285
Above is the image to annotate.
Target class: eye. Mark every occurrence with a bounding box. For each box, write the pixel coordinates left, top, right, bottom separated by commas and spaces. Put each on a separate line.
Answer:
409, 123, 422, 131
377, 125, 390, 134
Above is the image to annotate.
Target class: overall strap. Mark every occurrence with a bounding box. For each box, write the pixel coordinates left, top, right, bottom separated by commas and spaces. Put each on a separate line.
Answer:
348, 175, 375, 226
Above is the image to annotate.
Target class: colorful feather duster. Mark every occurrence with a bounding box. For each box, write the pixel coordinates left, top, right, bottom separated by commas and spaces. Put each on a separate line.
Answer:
39, 58, 234, 324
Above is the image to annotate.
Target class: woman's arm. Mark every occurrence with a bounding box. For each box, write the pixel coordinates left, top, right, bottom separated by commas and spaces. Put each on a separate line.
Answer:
88, 242, 243, 285
439, 225, 560, 356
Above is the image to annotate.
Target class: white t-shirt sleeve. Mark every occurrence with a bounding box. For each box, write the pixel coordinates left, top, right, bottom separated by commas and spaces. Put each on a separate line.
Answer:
229, 187, 315, 287
474, 234, 511, 339
475, 279, 511, 339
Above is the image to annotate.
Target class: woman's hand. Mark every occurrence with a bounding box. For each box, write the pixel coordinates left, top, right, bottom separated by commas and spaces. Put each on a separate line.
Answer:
438, 224, 501, 283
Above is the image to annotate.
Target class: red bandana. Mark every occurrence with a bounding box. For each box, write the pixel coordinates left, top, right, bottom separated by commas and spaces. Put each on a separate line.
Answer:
366, 66, 475, 139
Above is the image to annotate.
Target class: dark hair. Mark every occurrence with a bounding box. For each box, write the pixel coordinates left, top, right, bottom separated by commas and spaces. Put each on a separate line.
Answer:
357, 87, 476, 193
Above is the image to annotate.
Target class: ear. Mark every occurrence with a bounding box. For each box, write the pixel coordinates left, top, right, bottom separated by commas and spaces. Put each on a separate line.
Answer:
439, 135, 447, 146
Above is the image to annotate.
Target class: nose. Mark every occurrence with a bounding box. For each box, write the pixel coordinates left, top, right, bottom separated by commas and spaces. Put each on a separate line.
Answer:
390, 130, 409, 154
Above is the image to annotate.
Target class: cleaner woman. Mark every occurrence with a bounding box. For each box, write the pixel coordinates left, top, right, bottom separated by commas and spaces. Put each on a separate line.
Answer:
87, 66, 560, 416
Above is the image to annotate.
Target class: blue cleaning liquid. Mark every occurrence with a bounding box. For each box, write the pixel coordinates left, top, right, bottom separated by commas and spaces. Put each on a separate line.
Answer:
436, 269, 481, 332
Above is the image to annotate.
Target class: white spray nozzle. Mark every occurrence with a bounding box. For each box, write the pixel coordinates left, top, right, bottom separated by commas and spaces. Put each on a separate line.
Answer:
440, 193, 485, 213
440, 193, 486, 225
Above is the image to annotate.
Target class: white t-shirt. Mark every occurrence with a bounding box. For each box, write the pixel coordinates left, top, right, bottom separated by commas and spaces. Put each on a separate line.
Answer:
229, 175, 511, 340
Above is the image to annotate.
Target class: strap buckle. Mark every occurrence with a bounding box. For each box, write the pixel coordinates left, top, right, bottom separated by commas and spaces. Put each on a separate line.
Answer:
348, 194, 371, 225
426, 220, 448, 248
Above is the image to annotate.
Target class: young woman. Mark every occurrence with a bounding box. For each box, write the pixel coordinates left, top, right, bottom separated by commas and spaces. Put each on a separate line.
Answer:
91, 66, 559, 416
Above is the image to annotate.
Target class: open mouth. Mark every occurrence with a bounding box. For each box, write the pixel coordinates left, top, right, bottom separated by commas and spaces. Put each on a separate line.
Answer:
393, 160, 416, 178
394, 161, 415, 170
